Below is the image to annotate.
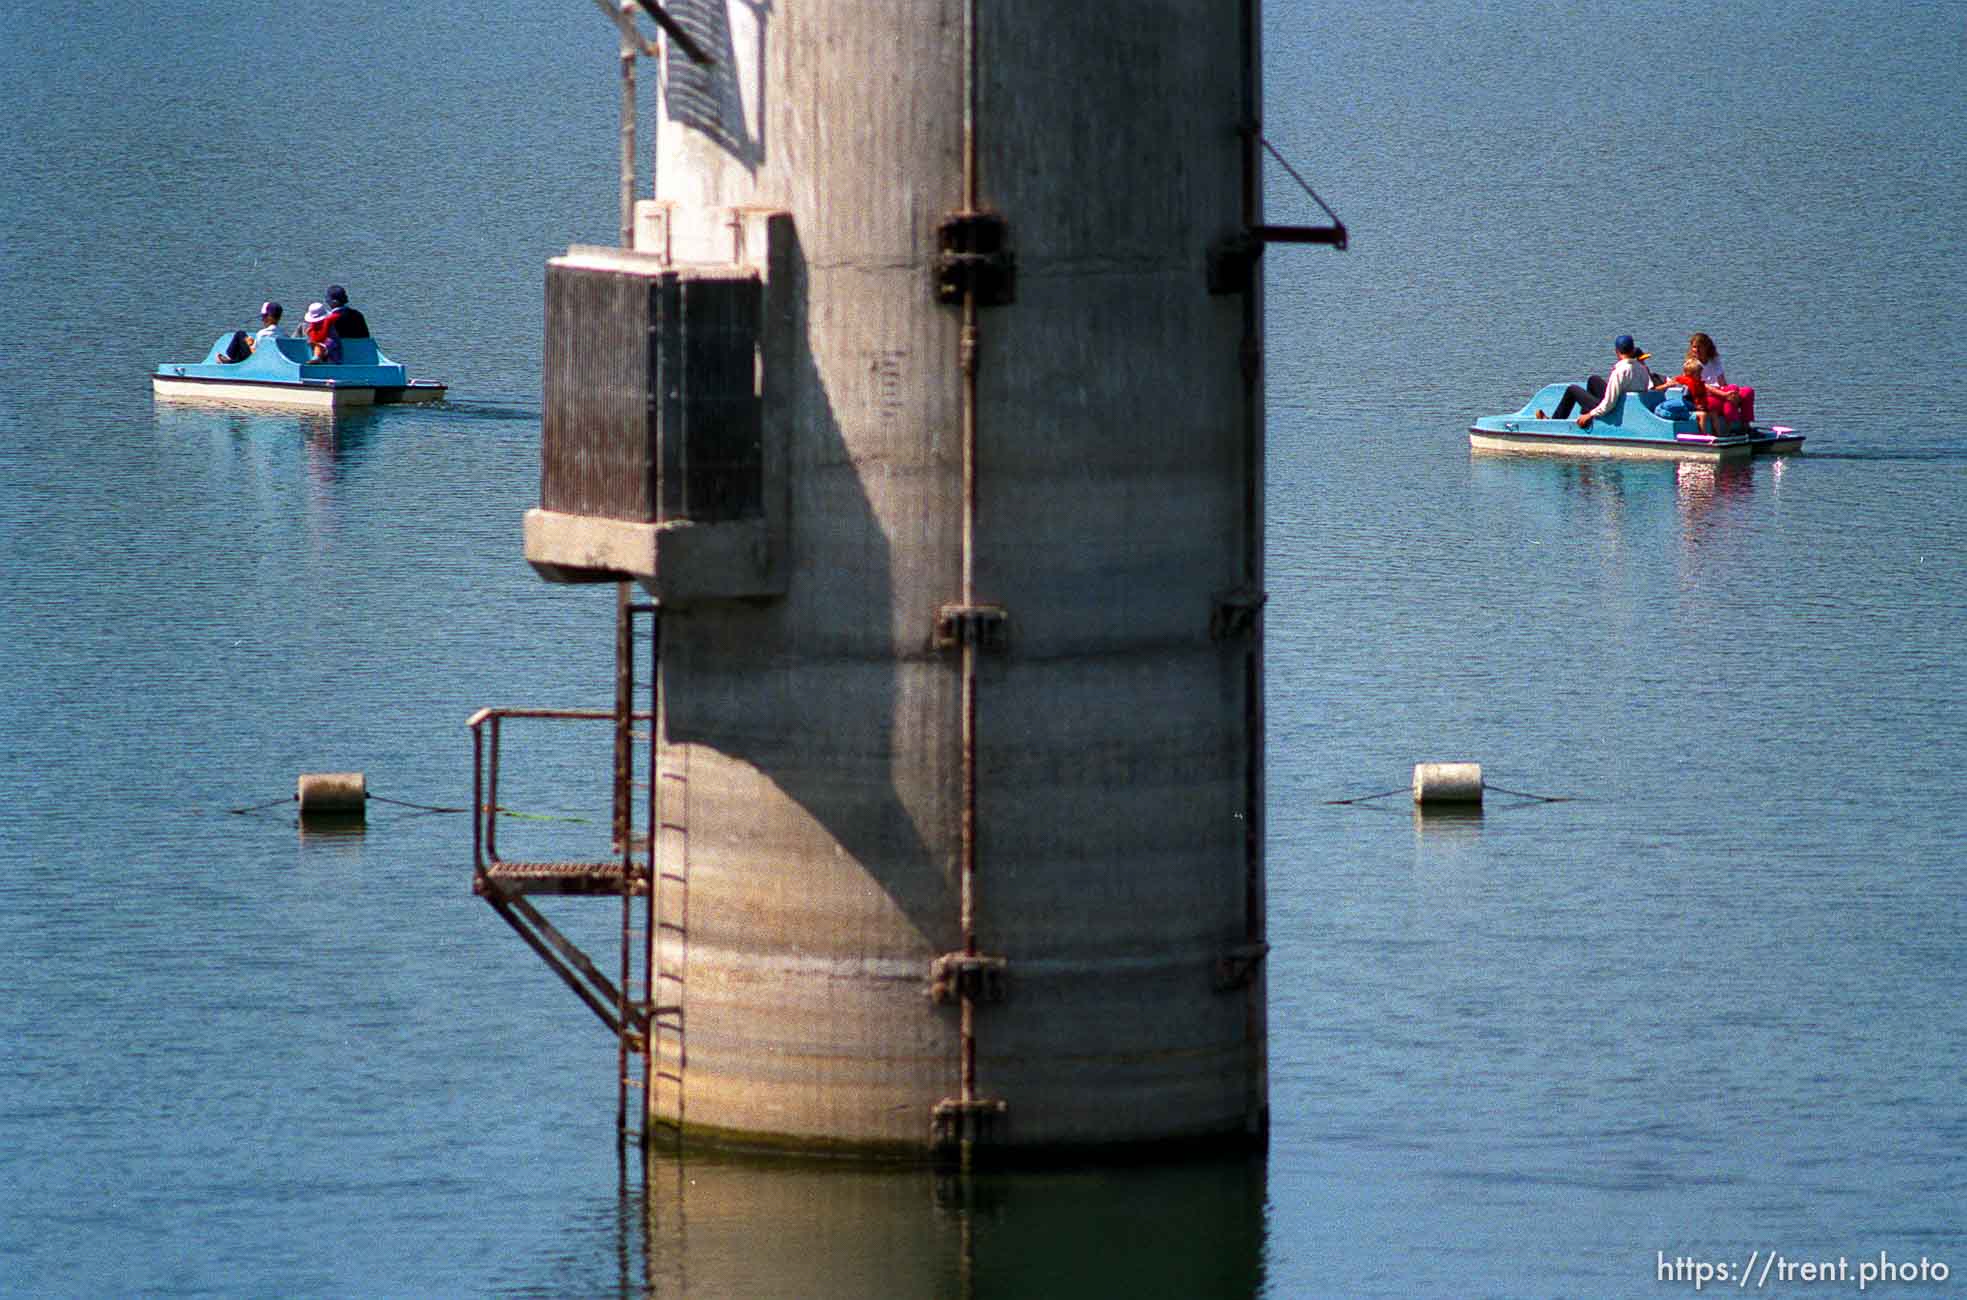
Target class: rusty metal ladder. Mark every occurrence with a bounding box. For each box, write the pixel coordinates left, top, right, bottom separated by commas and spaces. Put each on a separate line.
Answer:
615, 586, 671, 1144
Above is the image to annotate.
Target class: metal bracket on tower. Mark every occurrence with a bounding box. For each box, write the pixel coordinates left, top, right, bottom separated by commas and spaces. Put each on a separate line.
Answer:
1207, 224, 1347, 296
928, 952, 1008, 1004
1207, 233, 1263, 296
1210, 587, 1267, 641
934, 212, 1016, 306
932, 1096, 1008, 1147
934, 603, 1009, 654
1214, 941, 1270, 992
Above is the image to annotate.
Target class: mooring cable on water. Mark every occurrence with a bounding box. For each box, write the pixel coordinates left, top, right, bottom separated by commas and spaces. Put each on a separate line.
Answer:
1479, 783, 1575, 804
367, 793, 471, 815
228, 794, 299, 815
224, 791, 591, 823
1324, 777, 1578, 807
1324, 787, 1409, 806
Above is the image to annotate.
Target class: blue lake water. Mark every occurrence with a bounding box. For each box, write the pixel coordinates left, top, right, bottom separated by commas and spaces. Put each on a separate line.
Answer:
2, 2, 1962, 1296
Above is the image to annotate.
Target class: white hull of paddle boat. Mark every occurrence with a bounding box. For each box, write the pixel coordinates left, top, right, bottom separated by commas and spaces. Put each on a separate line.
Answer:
1467, 427, 1754, 461
152, 375, 373, 409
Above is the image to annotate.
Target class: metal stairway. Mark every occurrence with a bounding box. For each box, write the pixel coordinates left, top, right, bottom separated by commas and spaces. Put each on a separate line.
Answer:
469, 582, 675, 1147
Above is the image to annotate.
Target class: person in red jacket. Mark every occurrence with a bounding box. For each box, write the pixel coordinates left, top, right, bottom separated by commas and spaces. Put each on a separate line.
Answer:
302, 302, 341, 364
1657, 360, 1711, 434
324, 285, 370, 340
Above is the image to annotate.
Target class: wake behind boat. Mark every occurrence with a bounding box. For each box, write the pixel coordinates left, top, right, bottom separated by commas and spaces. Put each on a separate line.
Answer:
152, 332, 447, 410
1469, 383, 1802, 460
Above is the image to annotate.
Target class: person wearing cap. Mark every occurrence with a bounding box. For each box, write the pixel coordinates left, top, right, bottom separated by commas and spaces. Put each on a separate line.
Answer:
323, 285, 370, 340
1550, 334, 1654, 427
302, 301, 341, 364
214, 301, 281, 364
248, 301, 283, 351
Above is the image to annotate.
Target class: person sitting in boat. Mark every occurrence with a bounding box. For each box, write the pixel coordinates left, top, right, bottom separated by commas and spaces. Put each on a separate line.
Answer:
218, 301, 287, 363
1685, 331, 1724, 384
215, 330, 253, 364
1676, 331, 1754, 432
1657, 359, 1711, 434
247, 301, 283, 352
1550, 334, 1654, 427
323, 285, 370, 339
302, 301, 341, 364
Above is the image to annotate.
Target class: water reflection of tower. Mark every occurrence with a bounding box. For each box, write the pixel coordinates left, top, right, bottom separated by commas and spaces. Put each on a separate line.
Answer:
622, 1145, 1267, 1298
482, 0, 1342, 1159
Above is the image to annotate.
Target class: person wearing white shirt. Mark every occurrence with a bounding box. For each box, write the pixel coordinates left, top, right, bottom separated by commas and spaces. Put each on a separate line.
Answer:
250, 301, 283, 349
1680, 330, 1755, 429
1550, 335, 1655, 426
1686, 331, 1725, 384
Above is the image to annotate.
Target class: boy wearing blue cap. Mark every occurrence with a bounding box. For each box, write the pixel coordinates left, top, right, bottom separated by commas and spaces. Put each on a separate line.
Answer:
1549, 335, 1654, 427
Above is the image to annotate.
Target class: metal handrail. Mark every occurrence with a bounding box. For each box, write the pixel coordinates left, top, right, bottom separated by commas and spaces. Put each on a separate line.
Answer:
468, 707, 652, 875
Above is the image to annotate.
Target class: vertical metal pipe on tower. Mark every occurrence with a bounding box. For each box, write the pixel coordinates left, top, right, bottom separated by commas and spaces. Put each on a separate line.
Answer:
955, 0, 985, 1168
521, 0, 1279, 1157
619, 44, 636, 249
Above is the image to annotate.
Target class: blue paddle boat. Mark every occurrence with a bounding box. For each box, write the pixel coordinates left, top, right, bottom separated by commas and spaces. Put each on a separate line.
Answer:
1469, 384, 1802, 460
152, 333, 446, 410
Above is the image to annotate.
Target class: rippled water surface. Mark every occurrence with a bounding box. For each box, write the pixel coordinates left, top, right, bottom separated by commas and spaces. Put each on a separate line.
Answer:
3, 1, 1962, 1295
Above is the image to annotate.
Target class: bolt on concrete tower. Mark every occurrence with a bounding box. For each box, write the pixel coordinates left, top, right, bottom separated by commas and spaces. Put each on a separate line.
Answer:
484, 0, 1338, 1160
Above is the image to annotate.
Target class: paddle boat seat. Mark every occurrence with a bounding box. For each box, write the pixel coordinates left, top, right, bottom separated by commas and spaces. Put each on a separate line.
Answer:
267, 336, 383, 367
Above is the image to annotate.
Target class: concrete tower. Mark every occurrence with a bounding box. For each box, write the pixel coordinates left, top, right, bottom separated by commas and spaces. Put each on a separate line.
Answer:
517, 0, 1302, 1157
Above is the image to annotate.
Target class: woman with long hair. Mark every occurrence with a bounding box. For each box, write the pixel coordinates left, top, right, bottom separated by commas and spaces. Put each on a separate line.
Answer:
1686, 332, 1723, 383
1684, 331, 1754, 431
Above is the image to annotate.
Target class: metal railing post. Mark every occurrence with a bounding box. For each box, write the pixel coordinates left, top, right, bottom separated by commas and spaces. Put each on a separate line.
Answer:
472, 720, 485, 877
487, 714, 502, 863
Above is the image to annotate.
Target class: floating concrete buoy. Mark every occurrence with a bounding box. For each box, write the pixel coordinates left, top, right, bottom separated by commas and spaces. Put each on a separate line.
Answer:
297, 771, 366, 821
1413, 762, 1483, 807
